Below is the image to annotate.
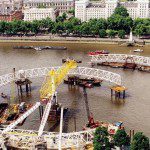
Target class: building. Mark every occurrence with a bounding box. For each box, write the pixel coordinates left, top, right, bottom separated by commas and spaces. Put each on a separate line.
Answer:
120, 0, 150, 19
0, 10, 23, 22
23, 0, 75, 14
75, 0, 150, 22
0, 0, 23, 15
23, 8, 59, 21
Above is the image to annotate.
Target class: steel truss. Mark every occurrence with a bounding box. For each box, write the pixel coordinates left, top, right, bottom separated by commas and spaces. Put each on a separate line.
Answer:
91, 54, 150, 66
0, 66, 122, 87
0, 128, 95, 149
0, 66, 122, 149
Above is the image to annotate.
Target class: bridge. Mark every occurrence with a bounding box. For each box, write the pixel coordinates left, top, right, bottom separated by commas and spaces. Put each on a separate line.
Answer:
90, 54, 150, 67
0, 66, 122, 149
0, 66, 122, 87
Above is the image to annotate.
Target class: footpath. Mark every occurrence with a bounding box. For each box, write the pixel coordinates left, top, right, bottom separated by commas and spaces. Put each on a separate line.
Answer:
0, 35, 149, 44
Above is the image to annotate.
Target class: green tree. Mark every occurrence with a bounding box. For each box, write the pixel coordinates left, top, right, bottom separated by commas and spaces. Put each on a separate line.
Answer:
131, 132, 149, 150
93, 127, 111, 150
118, 30, 126, 39
68, 9, 75, 16
114, 129, 130, 148
31, 20, 40, 35
56, 16, 64, 22
134, 24, 146, 37
62, 12, 67, 20
80, 22, 91, 35
96, 18, 107, 30
107, 30, 117, 38
108, 14, 133, 33
0, 21, 7, 34
54, 22, 64, 34
114, 6, 129, 17
99, 29, 107, 38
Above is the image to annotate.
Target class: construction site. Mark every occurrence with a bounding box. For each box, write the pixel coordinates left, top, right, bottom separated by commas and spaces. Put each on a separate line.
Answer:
0, 57, 129, 149
0, 42, 150, 149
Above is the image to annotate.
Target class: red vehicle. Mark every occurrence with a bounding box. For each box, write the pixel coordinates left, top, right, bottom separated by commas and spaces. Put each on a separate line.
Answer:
88, 50, 109, 56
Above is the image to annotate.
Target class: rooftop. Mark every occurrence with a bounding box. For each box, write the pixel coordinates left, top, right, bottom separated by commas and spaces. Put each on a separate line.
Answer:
120, 2, 138, 7
87, 2, 105, 8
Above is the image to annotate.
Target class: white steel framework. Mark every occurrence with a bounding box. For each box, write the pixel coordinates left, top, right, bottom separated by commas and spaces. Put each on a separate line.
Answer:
0, 128, 95, 149
0, 67, 122, 87
90, 54, 150, 67
0, 66, 123, 149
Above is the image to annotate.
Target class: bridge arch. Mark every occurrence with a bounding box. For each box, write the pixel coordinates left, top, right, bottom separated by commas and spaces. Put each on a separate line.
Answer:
0, 67, 122, 87
91, 54, 150, 67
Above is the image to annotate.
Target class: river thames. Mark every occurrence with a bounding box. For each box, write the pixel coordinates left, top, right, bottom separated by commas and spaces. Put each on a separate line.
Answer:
0, 41, 150, 137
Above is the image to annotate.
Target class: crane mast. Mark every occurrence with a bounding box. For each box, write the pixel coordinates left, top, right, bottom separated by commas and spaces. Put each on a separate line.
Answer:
38, 60, 77, 136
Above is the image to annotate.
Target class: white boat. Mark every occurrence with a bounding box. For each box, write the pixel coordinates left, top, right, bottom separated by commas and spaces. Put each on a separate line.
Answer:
34, 47, 42, 51
133, 49, 143, 52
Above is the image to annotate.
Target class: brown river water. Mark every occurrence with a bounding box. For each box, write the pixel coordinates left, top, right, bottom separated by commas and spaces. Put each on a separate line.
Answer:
0, 41, 150, 137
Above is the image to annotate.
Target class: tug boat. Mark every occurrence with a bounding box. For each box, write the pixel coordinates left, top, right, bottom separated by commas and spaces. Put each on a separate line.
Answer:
133, 49, 143, 52
88, 50, 109, 56
0, 102, 32, 127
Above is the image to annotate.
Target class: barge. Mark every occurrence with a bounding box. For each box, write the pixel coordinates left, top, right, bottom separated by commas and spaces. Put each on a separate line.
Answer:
0, 102, 32, 127
64, 76, 103, 88
88, 50, 109, 56
13, 46, 67, 51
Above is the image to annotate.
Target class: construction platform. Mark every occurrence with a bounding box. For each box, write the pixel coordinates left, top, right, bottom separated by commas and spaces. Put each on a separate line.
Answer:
110, 86, 127, 99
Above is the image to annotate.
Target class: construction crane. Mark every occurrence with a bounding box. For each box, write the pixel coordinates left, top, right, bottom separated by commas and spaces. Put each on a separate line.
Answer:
38, 60, 77, 137
40, 60, 77, 100
1, 60, 77, 138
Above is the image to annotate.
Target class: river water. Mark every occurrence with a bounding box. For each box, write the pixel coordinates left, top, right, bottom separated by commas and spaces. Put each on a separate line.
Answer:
0, 41, 150, 137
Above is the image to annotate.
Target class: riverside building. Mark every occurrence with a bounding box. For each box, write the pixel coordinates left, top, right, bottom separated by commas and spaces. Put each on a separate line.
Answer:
23, 7, 59, 21
23, 0, 75, 14
0, 0, 23, 15
75, 0, 150, 22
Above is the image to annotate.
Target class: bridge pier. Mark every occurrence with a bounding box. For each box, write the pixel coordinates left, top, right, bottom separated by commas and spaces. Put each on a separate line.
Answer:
111, 86, 126, 99
15, 78, 32, 96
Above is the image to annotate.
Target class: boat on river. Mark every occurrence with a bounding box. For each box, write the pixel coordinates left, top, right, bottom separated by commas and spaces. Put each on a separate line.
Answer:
133, 49, 143, 52
88, 50, 109, 56
13, 46, 67, 50
0, 102, 33, 127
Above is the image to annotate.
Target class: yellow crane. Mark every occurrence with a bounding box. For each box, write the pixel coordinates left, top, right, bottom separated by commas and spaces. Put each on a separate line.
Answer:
40, 59, 77, 100
38, 59, 77, 137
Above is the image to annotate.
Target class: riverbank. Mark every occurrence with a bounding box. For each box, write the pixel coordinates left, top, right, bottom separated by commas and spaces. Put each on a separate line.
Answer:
0, 35, 149, 45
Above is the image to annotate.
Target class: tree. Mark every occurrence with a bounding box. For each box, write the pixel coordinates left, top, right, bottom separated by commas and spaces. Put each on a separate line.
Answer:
113, 129, 130, 149
68, 9, 75, 16
131, 132, 149, 150
96, 18, 107, 30
107, 14, 133, 33
62, 12, 67, 20
93, 127, 111, 150
118, 30, 126, 39
134, 24, 146, 37
56, 16, 64, 22
31, 20, 40, 35
114, 6, 129, 17
80, 22, 91, 35
99, 29, 107, 38
107, 30, 117, 38
0, 21, 7, 34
